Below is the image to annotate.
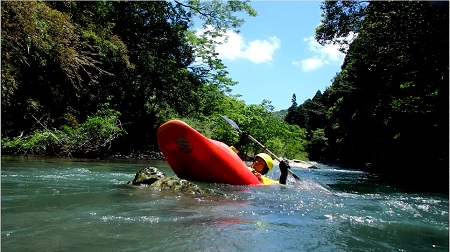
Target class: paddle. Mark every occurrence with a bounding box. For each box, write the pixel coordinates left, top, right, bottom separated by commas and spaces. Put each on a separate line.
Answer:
220, 115, 301, 181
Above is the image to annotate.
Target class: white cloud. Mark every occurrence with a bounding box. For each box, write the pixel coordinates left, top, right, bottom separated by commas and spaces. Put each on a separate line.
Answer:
294, 58, 324, 72
196, 27, 280, 64
240, 37, 281, 63
214, 30, 244, 61
295, 36, 345, 72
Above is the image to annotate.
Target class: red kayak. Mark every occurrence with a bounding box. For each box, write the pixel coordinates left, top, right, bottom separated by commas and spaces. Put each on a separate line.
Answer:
157, 120, 262, 185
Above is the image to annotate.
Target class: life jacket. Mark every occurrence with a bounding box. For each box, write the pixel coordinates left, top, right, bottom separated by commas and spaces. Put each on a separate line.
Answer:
248, 167, 278, 185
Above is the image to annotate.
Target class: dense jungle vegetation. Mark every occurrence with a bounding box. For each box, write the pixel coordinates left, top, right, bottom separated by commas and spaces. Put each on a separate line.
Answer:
2, 1, 448, 192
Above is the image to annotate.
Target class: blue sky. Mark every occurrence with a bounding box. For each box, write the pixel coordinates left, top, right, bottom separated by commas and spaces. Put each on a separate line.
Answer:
197, 1, 346, 111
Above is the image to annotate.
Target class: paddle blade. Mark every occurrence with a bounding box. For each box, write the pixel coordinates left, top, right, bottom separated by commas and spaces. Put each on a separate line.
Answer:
220, 115, 241, 132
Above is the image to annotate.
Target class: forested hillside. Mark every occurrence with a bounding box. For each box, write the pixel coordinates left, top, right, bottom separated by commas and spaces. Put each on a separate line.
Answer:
2, 1, 448, 192
285, 1, 448, 192
1, 1, 307, 160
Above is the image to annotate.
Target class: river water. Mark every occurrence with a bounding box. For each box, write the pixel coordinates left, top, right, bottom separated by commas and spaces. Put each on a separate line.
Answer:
1, 156, 448, 251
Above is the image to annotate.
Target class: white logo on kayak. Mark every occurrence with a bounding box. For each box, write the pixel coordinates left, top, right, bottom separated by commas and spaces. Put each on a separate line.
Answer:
176, 136, 192, 153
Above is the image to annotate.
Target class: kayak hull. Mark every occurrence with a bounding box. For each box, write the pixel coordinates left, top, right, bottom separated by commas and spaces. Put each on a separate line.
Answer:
157, 120, 262, 185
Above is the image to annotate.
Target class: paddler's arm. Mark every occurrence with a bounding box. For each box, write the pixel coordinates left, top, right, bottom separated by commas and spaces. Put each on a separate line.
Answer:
230, 131, 249, 154
278, 160, 290, 185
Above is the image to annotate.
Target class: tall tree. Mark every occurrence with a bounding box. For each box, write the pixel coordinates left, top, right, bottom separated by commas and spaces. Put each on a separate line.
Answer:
315, 1, 448, 191
1, 1, 259, 154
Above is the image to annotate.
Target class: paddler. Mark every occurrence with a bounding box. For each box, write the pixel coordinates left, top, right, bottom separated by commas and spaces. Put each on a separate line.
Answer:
230, 131, 290, 185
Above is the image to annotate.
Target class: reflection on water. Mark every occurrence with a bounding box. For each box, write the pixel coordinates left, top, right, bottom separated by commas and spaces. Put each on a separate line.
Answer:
2, 156, 448, 252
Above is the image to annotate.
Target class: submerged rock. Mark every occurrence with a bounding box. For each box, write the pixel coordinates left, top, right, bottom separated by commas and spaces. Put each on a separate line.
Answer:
128, 166, 223, 196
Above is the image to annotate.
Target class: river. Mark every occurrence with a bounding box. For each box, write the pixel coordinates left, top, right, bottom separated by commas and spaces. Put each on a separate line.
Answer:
1, 156, 448, 251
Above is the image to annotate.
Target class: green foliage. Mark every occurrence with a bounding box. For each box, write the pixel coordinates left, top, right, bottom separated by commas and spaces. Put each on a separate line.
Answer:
180, 96, 309, 160
1, 131, 58, 155
1, 1, 258, 152
161, 94, 309, 160
71, 107, 125, 153
1, 108, 125, 157
292, 0, 448, 191
315, 0, 367, 53
266, 124, 308, 160
272, 109, 288, 121
306, 128, 329, 162
285, 90, 327, 139
181, 0, 257, 93
1, 1, 309, 161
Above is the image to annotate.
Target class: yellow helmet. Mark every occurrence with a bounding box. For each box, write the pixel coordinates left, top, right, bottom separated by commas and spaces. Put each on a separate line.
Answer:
255, 153, 273, 174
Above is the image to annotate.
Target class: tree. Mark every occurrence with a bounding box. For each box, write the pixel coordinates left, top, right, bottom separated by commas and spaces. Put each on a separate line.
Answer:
1, 1, 107, 136
315, 0, 367, 53
315, 1, 448, 191
306, 128, 328, 162
1, 1, 263, 156
285, 91, 327, 138
291, 93, 298, 107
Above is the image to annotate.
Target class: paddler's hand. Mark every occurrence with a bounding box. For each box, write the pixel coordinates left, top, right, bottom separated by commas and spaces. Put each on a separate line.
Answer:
233, 131, 250, 149
240, 131, 249, 141
279, 160, 290, 185
234, 131, 249, 148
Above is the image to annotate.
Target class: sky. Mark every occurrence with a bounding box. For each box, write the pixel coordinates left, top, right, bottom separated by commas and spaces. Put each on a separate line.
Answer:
197, 1, 346, 111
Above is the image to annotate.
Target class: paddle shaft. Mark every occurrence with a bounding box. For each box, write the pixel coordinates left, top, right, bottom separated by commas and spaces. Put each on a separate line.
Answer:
220, 115, 301, 181
247, 135, 281, 162
247, 134, 302, 181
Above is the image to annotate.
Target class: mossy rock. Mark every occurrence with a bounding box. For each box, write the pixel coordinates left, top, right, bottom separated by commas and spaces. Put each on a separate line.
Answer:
128, 166, 223, 196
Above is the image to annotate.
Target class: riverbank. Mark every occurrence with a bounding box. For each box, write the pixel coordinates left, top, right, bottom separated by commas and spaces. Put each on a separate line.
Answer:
111, 153, 318, 169
4, 151, 317, 169
108, 151, 164, 160
284, 159, 318, 169
246, 159, 317, 169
